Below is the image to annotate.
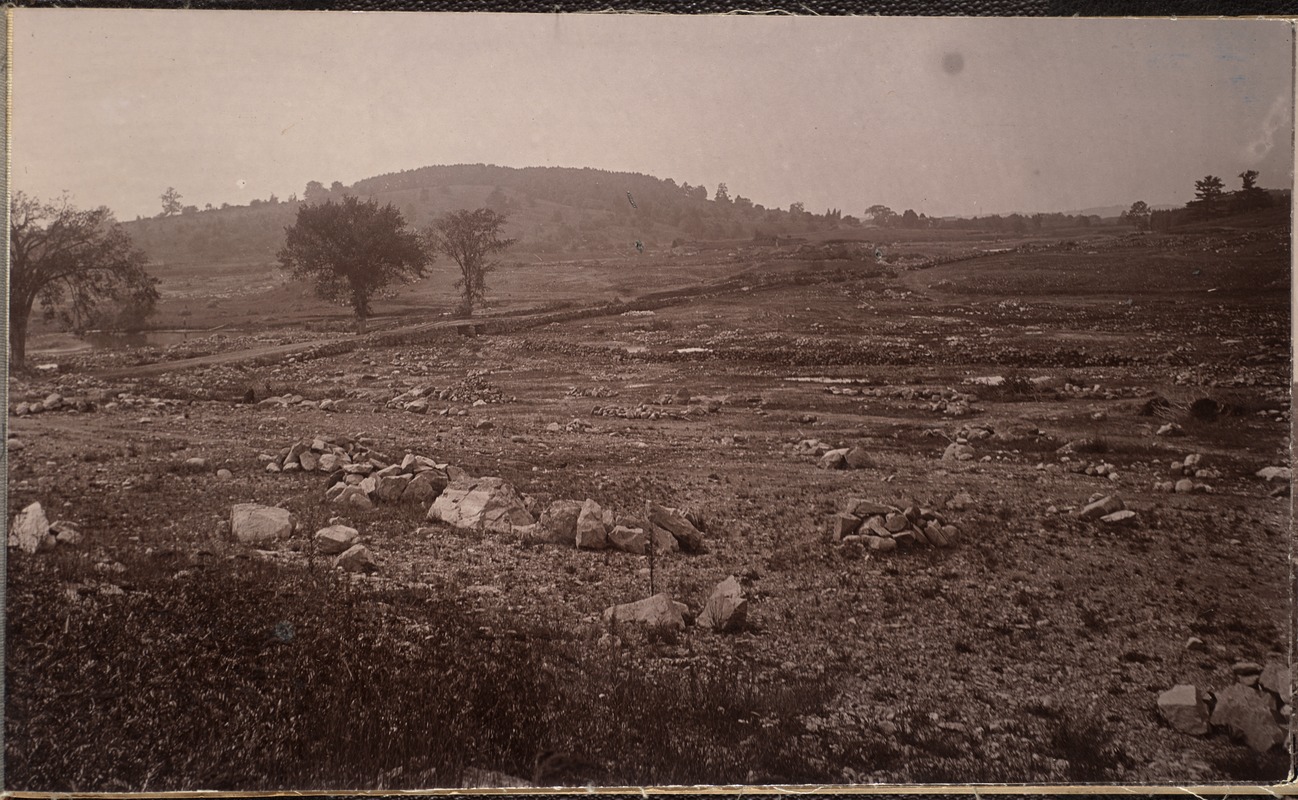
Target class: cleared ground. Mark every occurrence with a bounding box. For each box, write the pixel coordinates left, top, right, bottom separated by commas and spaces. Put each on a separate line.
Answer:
6, 216, 1293, 790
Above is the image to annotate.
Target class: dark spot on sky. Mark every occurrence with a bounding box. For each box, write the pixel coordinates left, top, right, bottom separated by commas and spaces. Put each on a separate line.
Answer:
942, 52, 965, 75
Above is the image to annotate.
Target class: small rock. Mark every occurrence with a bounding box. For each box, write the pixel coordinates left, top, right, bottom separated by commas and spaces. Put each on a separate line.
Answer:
1174, 478, 1195, 494
216, 468, 233, 480
942, 443, 975, 462
1256, 466, 1291, 483
819, 448, 850, 470
608, 525, 648, 555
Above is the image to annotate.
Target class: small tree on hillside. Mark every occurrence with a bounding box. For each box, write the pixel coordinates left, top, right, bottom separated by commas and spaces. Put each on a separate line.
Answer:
1122, 200, 1151, 230
9, 191, 159, 367
277, 196, 429, 333
1236, 169, 1271, 211
160, 187, 183, 217
429, 208, 516, 317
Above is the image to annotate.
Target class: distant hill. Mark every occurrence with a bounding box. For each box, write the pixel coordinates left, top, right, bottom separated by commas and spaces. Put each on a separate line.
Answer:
120, 164, 839, 267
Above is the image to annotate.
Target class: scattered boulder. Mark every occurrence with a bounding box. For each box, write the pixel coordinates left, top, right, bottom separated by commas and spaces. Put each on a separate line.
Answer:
608, 526, 648, 555
697, 576, 747, 633
1158, 684, 1210, 735
428, 477, 535, 534
1256, 466, 1291, 483
1101, 509, 1138, 526
819, 448, 850, 470
603, 593, 687, 631
575, 499, 609, 550
1079, 495, 1124, 521
230, 503, 293, 544
8, 502, 52, 554
335, 544, 376, 573
942, 443, 975, 462
844, 446, 873, 469
1260, 657, 1292, 704
1210, 683, 1286, 752
537, 500, 584, 544
329, 485, 375, 510
402, 471, 448, 504
647, 503, 706, 553
315, 524, 359, 555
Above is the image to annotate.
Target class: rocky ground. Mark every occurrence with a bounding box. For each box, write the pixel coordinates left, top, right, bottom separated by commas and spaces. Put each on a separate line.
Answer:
5, 224, 1294, 791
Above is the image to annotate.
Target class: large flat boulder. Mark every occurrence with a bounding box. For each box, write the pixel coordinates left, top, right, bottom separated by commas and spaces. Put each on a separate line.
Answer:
603, 593, 687, 631
231, 503, 293, 544
428, 477, 535, 534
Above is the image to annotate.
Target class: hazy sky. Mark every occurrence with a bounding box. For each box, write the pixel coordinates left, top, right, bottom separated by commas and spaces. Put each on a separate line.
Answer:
13, 11, 1296, 220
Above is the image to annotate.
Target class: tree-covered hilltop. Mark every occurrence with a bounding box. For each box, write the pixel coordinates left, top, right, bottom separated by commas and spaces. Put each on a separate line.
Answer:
121, 164, 857, 266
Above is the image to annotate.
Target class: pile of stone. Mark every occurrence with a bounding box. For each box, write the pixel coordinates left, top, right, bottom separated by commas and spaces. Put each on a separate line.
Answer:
1076, 495, 1138, 525
7, 502, 82, 553
1158, 655, 1291, 753
257, 394, 344, 411
546, 419, 594, 433
389, 375, 508, 409
12, 393, 97, 416
818, 445, 874, 471
1151, 454, 1219, 493
1063, 460, 1121, 482
941, 442, 976, 462
591, 403, 709, 421
567, 386, 619, 398
519, 499, 707, 555
830, 499, 961, 552
262, 435, 389, 475
327, 454, 457, 510
858, 385, 981, 417
1059, 382, 1140, 400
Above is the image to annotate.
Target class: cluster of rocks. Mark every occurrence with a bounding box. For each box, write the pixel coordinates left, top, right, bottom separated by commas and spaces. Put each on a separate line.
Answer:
590, 403, 712, 421
512, 497, 707, 556
1149, 453, 1219, 493
818, 445, 874, 471
1059, 382, 1140, 399
855, 385, 982, 417
830, 499, 961, 552
326, 456, 457, 510
1158, 655, 1291, 753
389, 375, 508, 410
7, 502, 83, 553
263, 436, 389, 475
257, 394, 344, 411
545, 419, 593, 433
566, 386, 619, 398
602, 575, 747, 635
12, 392, 99, 416
1062, 460, 1122, 482
941, 442, 977, 462
229, 502, 375, 573
1076, 495, 1138, 525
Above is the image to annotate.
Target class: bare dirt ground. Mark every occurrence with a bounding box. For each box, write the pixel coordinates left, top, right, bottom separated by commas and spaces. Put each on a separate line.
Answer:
6, 220, 1293, 791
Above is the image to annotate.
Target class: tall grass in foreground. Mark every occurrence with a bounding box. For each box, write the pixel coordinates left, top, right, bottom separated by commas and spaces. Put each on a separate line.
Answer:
7, 553, 877, 791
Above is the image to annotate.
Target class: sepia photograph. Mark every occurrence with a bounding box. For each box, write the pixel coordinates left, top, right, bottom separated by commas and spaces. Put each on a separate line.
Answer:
4, 9, 1294, 792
